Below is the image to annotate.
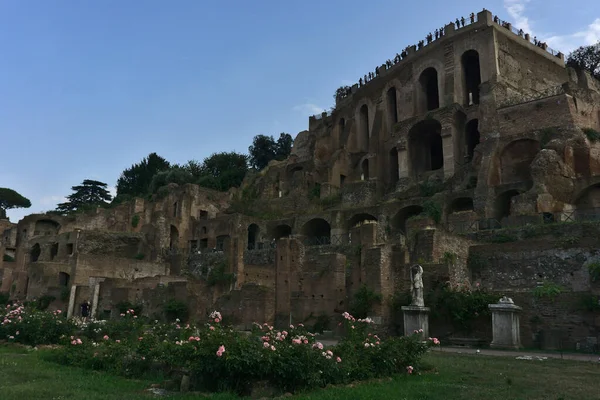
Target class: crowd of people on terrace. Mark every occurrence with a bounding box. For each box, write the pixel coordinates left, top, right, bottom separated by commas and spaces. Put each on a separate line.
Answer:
335, 10, 557, 103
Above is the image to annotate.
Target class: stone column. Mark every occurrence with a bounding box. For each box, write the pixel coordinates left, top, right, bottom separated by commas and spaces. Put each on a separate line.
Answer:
441, 127, 455, 179
398, 147, 409, 178
401, 305, 430, 338
90, 281, 101, 320
66, 285, 77, 318
489, 296, 522, 349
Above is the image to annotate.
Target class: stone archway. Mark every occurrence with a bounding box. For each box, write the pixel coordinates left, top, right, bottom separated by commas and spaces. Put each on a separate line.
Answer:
462, 50, 481, 105
419, 67, 440, 111
500, 139, 540, 184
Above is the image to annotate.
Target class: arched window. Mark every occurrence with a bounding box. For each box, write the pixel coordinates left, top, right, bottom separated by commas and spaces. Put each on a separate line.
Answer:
247, 224, 260, 250
419, 68, 440, 111
386, 87, 398, 125
408, 119, 443, 178
462, 50, 481, 105
361, 159, 369, 180
465, 119, 480, 162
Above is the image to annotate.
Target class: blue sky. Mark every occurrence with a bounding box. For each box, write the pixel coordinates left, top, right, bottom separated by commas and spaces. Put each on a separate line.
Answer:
1, 0, 598, 222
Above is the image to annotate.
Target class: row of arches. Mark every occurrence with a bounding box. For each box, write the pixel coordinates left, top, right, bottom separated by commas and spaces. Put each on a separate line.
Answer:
353, 50, 482, 151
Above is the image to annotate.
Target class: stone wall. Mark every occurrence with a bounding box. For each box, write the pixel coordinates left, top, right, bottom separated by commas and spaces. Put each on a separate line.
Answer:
468, 227, 600, 349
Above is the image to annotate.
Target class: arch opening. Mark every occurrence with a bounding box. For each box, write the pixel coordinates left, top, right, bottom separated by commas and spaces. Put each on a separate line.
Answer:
361, 159, 369, 181
58, 272, 70, 287
419, 68, 440, 111
270, 224, 292, 241
462, 50, 481, 105
386, 87, 398, 125
449, 197, 474, 214
408, 120, 444, 178
348, 213, 378, 229
247, 223, 260, 250
50, 243, 59, 260
391, 206, 424, 234
466, 119, 480, 162
302, 218, 331, 246
30, 243, 41, 262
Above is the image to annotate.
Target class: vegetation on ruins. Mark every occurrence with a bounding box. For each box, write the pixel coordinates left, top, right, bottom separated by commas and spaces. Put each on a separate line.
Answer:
115, 152, 171, 200
248, 133, 293, 170
53, 179, 113, 215
566, 41, 600, 79
531, 281, 563, 300
587, 261, 600, 282
349, 285, 383, 318
1, 303, 436, 396
130, 214, 140, 228
582, 127, 600, 142
427, 282, 497, 334
0, 187, 31, 219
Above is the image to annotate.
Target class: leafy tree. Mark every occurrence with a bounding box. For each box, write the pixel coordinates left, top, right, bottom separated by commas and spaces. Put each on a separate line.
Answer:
248, 133, 293, 170
566, 41, 600, 79
334, 85, 352, 101
116, 153, 170, 199
275, 133, 293, 160
149, 167, 195, 193
197, 152, 248, 191
55, 180, 112, 214
0, 188, 31, 219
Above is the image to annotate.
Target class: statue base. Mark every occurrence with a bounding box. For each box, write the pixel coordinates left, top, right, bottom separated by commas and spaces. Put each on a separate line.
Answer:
401, 306, 430, 338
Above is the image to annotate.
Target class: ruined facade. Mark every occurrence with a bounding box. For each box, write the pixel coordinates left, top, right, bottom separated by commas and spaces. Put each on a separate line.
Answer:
2, 10, 600, 350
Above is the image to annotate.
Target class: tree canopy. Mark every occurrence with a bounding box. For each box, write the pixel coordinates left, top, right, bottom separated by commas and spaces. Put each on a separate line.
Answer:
566, 41, 600, 79
116, 153, 171, 199
0, 188, 31, 219
248, 133, 293, 170
55, 180, 112, 214
196, 152, 249, 191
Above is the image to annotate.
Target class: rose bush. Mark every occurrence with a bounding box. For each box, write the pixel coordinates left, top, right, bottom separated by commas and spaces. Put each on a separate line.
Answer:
2, 304, 438, 394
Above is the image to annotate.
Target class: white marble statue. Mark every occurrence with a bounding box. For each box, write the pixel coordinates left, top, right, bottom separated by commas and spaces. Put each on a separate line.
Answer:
410, 264, 425, 307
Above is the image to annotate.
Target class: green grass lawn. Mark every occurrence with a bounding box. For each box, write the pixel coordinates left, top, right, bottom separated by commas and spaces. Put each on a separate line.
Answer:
0, 345, 598, 400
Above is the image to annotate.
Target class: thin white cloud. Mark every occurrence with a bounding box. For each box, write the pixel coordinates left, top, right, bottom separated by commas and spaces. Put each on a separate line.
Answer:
544, 18, 600, 54
39, 195, 67, 206
503, 0, 600, 54
293, 103, 324, 115
504, 0, 533, 34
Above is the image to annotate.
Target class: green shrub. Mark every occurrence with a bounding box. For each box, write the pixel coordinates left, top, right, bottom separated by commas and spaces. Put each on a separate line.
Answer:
579, 293, 600, 311
3, 254, 15, 262
587, 262, 600, 282
206, 261, 235, 286
308, 184, 321, 200
115, 301, 143, 316
0, 292, 9, 306
28, 307, 436, 395
419, 181, 444, 197
427, 283, 498, 334
133, 253, 145, 260
131, 214, 140, 228
0, 304, 75, 346
422, 199, 442, 224
60, 287, 70, 302
583, 127, 600, 142
163, 299, 189, 322
532, 281, 563, 300
349, 285, 382, 319
312, 314, 331, 334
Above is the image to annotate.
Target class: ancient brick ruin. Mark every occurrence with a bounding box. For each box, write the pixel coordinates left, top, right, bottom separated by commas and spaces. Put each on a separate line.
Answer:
2, 10, 600, 350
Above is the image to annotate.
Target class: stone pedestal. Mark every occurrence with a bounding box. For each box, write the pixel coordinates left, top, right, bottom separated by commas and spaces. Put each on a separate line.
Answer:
401, 306, 430, 338
489, 297, 522, 349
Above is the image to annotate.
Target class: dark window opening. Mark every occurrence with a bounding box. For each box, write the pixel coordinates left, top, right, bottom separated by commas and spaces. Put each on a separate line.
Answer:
58, 272, 70, 287
419, 67, 440, 111
30, 243, 41, 262
387, 87, 398, 124
50, 243, 59, 260
361, 159, 369, 181
66, 243, 74, 255
248, 224, 260, 250
462, 50, 481, 105
408, 119, 444, 178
